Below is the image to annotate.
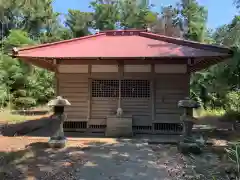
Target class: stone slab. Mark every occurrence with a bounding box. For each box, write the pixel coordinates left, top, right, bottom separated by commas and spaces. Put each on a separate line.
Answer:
106, 117, 133, 137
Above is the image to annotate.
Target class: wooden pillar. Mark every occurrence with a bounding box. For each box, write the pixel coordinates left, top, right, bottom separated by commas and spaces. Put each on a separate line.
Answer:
53, 59, 59, 96
151, 64, 156, 133
186, 69, 192, 116
118, 64, 124, 109
186, 65, 191, 97
118, 78, 121, 108
87, 65, 92, 128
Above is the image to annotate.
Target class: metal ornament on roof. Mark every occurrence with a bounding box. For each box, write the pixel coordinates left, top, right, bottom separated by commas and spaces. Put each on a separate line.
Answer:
47, 96, 71, 107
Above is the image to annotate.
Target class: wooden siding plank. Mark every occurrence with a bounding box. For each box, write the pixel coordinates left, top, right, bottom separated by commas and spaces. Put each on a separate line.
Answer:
155, 73, 189, 123
58, 65, 88, 73
155, 114, 180, 121
123, 73, 152, 79
59, 83, 88, 88
58, 73, 89, 80
91, 97, 117, 119
132, 116, 152, 126
155, 64, 187, 73
155, 109, 182, 114
58, 73, 89, 119
124, 65, 151, 72
59, 88, 88, 93
88, 118, 106, 125
91, 72, 119, 78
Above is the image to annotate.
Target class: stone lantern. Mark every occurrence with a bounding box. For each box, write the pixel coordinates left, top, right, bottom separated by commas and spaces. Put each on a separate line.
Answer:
178, 97, 200, 137
47, 96, 71, 148
178, 97, 203, 154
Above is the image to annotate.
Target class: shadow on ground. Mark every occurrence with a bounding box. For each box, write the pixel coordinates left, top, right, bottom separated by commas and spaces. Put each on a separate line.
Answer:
1, 116, 54, 137
0, 141, 101, 179
0, 139, 172, 180
0, 138, 233, 180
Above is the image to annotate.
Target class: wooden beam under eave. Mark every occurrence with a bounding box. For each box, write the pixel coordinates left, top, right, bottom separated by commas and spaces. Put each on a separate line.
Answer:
189, 56, 230, 72
58, 59, 188, 65
19, 57, 55, 71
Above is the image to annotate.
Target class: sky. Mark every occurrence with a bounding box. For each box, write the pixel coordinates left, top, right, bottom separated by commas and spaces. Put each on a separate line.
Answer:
53, 0, 239, 30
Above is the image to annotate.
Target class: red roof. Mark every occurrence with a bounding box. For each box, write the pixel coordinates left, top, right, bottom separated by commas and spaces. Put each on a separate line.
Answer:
13, 30, 232, 59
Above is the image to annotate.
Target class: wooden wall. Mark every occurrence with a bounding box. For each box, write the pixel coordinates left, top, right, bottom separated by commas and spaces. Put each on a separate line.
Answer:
57, 63, 190, 133
155, 74, 189, 123
58, 74, 89, 121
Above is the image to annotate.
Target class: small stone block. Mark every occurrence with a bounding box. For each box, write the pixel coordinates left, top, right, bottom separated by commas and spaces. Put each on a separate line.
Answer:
106, 117, 133, 137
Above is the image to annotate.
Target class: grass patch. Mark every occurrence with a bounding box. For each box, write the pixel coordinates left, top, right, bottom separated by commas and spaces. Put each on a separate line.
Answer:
0, 111, 27, 124
194, 108, 226, 118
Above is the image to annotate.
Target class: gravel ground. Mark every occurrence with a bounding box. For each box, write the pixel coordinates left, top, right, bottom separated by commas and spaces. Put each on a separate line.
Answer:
151, 144, 229, 180
0, 137, 232, 180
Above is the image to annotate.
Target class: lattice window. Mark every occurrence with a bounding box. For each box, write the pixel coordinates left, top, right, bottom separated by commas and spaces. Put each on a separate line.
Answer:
91, 79, 150, 98
92, 80, 119, 97
121, 80, 150, 98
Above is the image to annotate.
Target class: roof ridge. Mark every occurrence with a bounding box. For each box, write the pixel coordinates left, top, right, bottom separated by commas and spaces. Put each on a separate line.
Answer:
15, 33, 106, 52
99, 29, 146, 33
140, 32, 232, 54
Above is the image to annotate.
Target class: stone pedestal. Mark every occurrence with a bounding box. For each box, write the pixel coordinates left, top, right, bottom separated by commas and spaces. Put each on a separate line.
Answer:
105, 116, 132, 137
48, 138, 67, 148
47, 96, 71, 148
48, 114, 67, 148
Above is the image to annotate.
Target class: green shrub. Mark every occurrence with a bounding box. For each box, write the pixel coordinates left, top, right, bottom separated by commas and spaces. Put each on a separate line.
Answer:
224, 110, 240, 121
225, 91, 240, 112
223, 91, 240, 121
13, 97, 36, 109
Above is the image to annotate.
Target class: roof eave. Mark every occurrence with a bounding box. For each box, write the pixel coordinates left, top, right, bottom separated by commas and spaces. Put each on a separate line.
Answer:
13, 33, 106, 52
189, 54, 232, 72
140, 32, 233, 54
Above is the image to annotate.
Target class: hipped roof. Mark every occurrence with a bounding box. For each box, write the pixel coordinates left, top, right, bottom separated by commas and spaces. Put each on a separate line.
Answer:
12, 29, 233, 72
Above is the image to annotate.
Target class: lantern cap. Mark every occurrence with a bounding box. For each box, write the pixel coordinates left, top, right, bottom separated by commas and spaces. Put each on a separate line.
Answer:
48, 96, 71, 107
178, 97, 200, 108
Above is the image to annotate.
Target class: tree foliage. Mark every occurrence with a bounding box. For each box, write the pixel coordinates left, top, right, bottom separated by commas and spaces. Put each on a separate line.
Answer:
175, 0, 208, 42
90, 0, 119, 30
118, 0, 156, 29
65, 9, 92, 37
151, 6, 182, 37
0, 0, 238, 111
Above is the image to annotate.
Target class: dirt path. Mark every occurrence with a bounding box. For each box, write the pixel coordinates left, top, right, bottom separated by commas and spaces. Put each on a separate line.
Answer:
0, 136, 231, 180
0, 137, 172, 180
73, 139, 170, 180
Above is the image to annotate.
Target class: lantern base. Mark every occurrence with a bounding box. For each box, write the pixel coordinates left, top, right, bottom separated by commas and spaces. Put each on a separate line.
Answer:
178, 141, 203, 155
48, 137, 66, 148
